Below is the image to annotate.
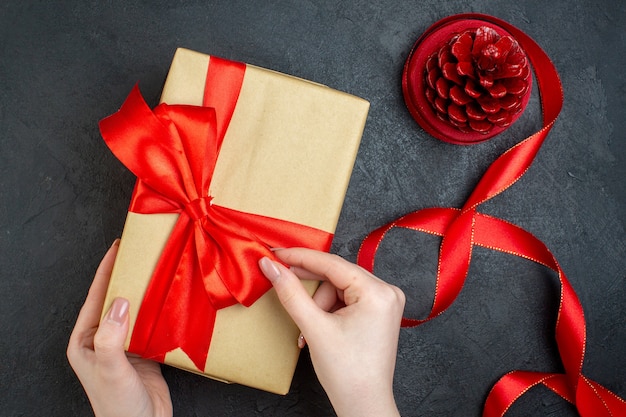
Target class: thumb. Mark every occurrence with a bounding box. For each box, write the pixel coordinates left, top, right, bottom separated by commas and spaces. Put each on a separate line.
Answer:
258, 257, 323, 335
93, 297, 131, 370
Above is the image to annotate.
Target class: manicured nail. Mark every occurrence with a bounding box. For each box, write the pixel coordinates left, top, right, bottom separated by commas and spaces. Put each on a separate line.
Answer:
111, 238, 121, 248
259, 257, 281, 282
105, 297, 129, 326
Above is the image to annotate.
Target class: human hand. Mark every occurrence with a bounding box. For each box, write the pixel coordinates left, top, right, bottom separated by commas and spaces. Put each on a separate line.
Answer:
259, 248, 404, 417
67, 240, 172, 417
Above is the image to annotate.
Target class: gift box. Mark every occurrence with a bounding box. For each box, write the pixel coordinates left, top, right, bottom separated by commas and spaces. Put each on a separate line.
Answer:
100, 48, 369, 394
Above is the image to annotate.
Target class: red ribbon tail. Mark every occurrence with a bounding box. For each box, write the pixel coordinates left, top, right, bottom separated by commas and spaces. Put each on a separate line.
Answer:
575, 376, 626, 417
128, 216, 218, 371
483, 371, 559, 417
431, 209, 474, 317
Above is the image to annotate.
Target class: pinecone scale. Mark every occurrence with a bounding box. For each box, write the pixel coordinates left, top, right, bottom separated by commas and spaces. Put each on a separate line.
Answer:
423, 26, 531, 135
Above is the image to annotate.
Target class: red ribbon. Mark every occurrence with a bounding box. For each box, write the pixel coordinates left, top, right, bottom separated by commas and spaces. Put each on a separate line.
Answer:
357, 14, 626, 416
100, 57, 332, 371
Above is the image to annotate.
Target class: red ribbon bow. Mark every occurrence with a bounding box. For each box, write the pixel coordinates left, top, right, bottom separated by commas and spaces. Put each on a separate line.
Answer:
358, 14, 626, 417
100, 57, 332, 371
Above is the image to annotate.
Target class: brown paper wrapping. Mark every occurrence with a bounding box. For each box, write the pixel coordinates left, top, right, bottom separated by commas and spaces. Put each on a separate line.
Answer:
102, 48, 369, 394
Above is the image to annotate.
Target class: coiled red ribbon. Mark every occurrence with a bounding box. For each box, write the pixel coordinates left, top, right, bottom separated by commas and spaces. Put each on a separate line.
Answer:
100, 57, 332, 371
357, 14, 626, 416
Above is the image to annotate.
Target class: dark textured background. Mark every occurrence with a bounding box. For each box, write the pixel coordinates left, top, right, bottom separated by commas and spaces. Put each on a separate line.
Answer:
1, 1, 624, 416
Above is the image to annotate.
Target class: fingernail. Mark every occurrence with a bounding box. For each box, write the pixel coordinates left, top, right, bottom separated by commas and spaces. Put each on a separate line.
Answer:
259, 257, 281, 282
111, 238, 121, 248
270, 247, 285, 252
105, 297, 129, 326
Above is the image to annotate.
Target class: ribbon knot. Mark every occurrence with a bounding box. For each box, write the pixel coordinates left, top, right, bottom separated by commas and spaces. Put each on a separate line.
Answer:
185, 196, 214, 221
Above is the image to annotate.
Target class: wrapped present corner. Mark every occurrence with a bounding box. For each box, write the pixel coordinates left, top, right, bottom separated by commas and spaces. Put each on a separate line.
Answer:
99, 48, 369, 394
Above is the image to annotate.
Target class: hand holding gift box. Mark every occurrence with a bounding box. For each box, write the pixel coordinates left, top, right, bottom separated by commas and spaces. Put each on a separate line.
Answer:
67, 243, 405, 417
98, 48, 369, 394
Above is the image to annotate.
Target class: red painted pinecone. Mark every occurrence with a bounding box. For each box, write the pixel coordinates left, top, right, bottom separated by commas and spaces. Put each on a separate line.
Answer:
424, 26, 531, 134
